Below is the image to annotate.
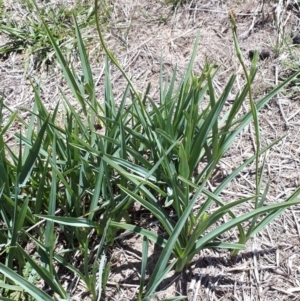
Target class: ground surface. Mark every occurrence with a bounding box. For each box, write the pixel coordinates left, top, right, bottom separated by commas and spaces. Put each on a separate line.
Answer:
1, 0, 300, 300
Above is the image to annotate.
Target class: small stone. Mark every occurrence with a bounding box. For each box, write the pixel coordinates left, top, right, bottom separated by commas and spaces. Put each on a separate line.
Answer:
259, 50, 270, 60
248, 50, 255, 60
248, 50, 270, 61
292, 33, 300, 44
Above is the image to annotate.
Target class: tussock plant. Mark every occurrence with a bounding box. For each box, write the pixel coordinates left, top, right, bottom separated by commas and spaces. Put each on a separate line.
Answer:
0, 3, 300, 301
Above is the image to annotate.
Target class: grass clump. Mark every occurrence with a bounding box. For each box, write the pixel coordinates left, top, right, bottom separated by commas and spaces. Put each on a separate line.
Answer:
0, 0, 100, 70
0, 3, 300, 301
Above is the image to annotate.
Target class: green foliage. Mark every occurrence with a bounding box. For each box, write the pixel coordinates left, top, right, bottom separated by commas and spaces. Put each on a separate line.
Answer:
95, 1, 300, 298
0, 2, 300, 301
0, 0, 96, 70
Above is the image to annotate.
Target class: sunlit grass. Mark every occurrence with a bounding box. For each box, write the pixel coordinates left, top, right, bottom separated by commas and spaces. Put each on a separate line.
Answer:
0, 1, 300, 300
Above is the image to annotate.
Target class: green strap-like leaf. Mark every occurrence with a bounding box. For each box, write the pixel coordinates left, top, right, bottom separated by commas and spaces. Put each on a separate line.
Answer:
17, 244, 66, 298
0, 263, 54, 301
35, 215, 100, 228
19, 117, 48, 185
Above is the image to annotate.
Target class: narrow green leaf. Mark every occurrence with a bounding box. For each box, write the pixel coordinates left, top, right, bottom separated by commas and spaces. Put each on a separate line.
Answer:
19, 117, 48, 185
138, 236, 148, 300
17, 244, 66, 298
110, 221, 167, 247
251, 186, 300, 236
35, 215, 100, 228
41, 18, 87, 114
0, 297, 21, 301
24, 231, 85, 280
0, 263, 54, 301
0, 282, 23, 291
205, 242, 245, 250
192, 199, 300, 257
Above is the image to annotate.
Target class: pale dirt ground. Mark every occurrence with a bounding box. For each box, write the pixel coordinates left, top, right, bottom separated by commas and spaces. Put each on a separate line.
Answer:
1, 0, 300, 300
